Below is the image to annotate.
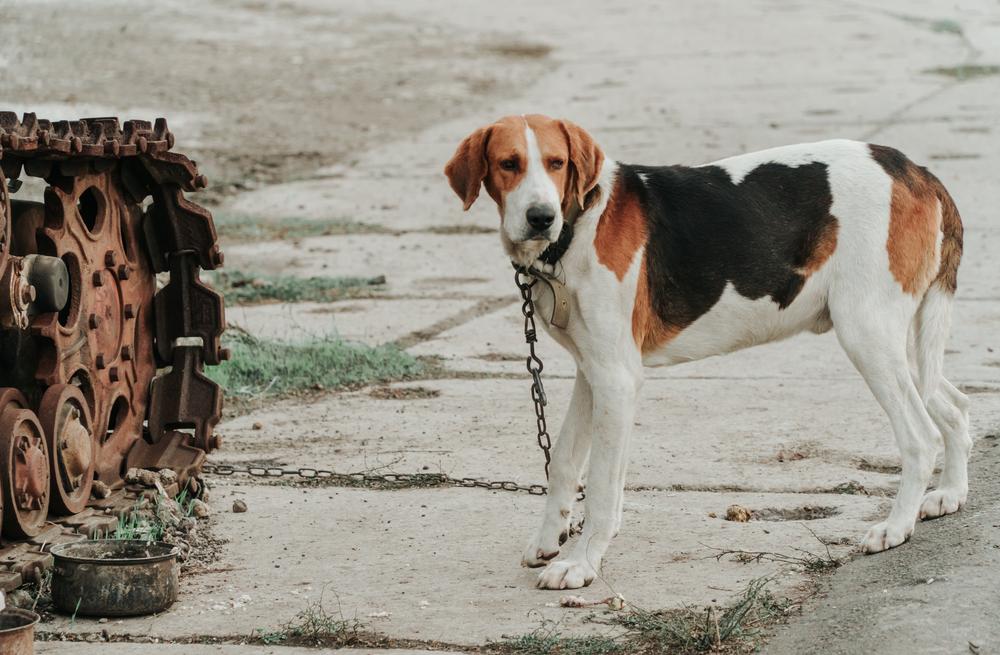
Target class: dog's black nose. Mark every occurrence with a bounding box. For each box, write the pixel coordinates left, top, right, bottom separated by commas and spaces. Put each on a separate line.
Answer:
526, 205, 555, 231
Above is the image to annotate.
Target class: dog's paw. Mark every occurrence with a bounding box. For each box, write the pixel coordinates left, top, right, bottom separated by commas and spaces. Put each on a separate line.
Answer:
919, 488, 966, 520
521, 533, 562, 568
536, 559, 596, 590
861, 521, 911, 554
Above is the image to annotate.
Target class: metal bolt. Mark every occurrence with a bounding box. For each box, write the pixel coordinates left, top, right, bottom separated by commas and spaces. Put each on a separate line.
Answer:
88, 314, 100, 330
195, 174, 208, 189
121, 345, 132, 361
210, 247, 225, 268
137, 136, 148, 153
104, 251, 116, 267
218, 347, 232, 362
92, 271, 103, 286
95, 354, 106, 369
109, 367, 120, 383
123, 304, 135, 319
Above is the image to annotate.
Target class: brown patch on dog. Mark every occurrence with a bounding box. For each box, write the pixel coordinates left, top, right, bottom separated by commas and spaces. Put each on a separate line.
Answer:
596, 175, 678, 352
870, 144, 963, 294
799, 217, 839, 275
886, 180, 940, 294
595, 175, 647, 280
632, 257, 680, 353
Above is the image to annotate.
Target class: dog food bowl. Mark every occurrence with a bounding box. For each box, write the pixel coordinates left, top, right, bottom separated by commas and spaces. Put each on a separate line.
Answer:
50, 540, 180, 616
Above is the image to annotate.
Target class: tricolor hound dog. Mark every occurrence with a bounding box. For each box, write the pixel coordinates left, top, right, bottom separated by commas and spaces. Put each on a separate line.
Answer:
444, 114, 968, 590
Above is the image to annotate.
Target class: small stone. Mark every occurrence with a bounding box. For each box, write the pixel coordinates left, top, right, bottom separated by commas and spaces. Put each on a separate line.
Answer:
190, 499, 210, 519
6, 589, 33, 609
91, 480, 112, 499
252, 421, 263, 430
125, 467, 160, 488
158, 469, 178, 486
725, 504, 753, 522
232, 499, 248, 513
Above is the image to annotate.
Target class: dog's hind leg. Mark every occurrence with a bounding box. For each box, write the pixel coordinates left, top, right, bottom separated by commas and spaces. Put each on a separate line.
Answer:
832, 295, 941, 553
913, 287, 972, 519
522, 369, 593, 567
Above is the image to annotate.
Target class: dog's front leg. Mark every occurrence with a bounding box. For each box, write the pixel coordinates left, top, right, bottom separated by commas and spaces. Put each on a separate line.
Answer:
522, 369, 593, 567
537, 363, 640, 590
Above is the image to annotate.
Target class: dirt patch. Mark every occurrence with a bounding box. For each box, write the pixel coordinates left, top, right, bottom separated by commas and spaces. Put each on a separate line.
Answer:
752, 506, 841, 521
0, 5, 553, 202
484, 41, 554, 59
924, 64, 1000, 80
855, 457, 901, 474
476, 352, 525, 362
959, 384, 999, 394
369, 385, 441, 400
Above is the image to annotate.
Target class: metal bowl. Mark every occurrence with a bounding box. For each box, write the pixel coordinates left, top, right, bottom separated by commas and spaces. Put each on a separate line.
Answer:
0, 608, 40, 654
50, 540, 180, 617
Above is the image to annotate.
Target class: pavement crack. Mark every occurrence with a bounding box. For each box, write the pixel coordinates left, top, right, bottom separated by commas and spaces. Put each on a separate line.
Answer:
393, 295, 516, 349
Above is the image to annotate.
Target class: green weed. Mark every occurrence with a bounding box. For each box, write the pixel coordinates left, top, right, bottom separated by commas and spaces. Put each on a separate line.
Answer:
207, 330, 422, 397
208, 270, 385, 305
924, 64, 1000, 80
213, 213, 388, 242
255, 599, 364, 647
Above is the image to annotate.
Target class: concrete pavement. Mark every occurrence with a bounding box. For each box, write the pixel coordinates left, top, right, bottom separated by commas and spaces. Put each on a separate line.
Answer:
7, 0, 999, 651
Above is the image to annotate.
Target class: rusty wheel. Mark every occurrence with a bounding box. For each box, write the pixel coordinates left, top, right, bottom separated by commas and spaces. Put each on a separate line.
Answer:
39, 384, 96, 515
0, 391, 49, 538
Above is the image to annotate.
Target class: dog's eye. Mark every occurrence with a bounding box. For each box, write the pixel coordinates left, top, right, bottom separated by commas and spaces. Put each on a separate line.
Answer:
499, 158, 518, 172
549, 158, 564, 170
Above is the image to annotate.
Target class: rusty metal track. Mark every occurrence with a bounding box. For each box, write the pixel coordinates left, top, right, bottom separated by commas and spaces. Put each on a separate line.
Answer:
0, 111, 225, 570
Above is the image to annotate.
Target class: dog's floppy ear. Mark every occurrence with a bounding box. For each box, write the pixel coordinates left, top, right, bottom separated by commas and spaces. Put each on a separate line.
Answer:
445, 125, 493, 210
560, 119, 604, 208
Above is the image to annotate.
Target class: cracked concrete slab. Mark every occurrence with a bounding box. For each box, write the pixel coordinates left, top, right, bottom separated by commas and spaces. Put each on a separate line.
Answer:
45, 484, 876, 645
216, 377, 1000, 497
226, 298, 485, 346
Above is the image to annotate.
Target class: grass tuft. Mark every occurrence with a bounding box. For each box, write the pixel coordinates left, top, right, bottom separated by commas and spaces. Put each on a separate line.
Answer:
255, 599, 364, 647
213, 213, 388, 242
616, 578, 789, 654
491, 578, 791, 655
208, 330, 422, 397
208, 269, 385, 305
924, 64, 1000, 80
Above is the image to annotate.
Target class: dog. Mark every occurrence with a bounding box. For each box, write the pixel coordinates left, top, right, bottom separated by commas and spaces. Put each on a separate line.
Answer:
444, 114, 968, 590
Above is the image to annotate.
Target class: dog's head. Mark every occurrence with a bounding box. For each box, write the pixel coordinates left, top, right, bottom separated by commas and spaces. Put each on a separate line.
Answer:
444, 114, 604, 264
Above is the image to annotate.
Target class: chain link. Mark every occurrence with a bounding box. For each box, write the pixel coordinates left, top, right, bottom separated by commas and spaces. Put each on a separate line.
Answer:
514, 267, 553, 479
202, 463, 548, 495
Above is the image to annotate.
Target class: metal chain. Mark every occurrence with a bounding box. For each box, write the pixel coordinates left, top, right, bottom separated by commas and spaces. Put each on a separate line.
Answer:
201, 269, 556, 496
201, 463, 548, 495
514, 267, 553, 479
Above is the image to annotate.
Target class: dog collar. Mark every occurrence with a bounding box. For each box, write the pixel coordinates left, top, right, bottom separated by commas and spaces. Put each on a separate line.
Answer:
512, 260, 571, 329
538, 221, 574, 267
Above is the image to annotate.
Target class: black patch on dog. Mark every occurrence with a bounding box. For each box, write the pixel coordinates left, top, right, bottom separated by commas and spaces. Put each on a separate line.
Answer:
621, 161, 837, 329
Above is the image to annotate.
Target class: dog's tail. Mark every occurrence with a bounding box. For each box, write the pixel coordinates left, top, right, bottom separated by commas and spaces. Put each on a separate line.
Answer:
912, 173, 963, 401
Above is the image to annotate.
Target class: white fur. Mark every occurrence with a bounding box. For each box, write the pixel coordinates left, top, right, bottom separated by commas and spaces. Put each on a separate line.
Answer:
512, 140, 970, 589
502, 121, 563, 246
